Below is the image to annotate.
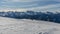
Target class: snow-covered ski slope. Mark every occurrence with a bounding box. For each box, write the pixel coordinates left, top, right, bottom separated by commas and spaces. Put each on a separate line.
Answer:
0, 17, 60, 34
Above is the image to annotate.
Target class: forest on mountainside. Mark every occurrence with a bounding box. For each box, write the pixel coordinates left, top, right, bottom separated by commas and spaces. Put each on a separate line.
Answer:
0, 11, 60, 23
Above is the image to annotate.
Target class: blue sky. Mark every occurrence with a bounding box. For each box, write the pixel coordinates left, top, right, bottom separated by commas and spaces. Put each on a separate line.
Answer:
0, 0, 60, 10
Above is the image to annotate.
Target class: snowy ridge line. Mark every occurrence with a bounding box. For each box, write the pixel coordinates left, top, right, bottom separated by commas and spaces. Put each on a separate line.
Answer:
0, 11, 60, 23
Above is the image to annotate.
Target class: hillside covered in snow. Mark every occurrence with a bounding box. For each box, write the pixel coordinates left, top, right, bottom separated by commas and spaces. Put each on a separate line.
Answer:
0, 17, 60, 34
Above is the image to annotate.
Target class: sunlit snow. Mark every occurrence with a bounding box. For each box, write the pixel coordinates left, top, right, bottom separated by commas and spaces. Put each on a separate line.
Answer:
0, 17, 60, 34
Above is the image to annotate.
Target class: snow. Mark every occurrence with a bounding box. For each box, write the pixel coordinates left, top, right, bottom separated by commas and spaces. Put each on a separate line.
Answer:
0, 17, 60, 34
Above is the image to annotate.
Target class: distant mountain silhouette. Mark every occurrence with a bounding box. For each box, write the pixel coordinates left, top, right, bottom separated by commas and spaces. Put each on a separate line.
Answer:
0, 11, 60, 23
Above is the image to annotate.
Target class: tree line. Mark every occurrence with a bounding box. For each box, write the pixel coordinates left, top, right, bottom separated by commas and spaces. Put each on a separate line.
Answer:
0, 11, 60, 23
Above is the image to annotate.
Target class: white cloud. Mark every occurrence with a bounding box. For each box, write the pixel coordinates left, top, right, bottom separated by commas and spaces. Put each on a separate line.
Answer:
15, 0, 60, 2
0, 4, 60, 12
3, 0, 40, 2
0, 0, 60, 12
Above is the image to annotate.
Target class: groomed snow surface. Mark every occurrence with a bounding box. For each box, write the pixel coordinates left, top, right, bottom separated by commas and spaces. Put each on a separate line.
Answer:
0, 17, 60, 34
